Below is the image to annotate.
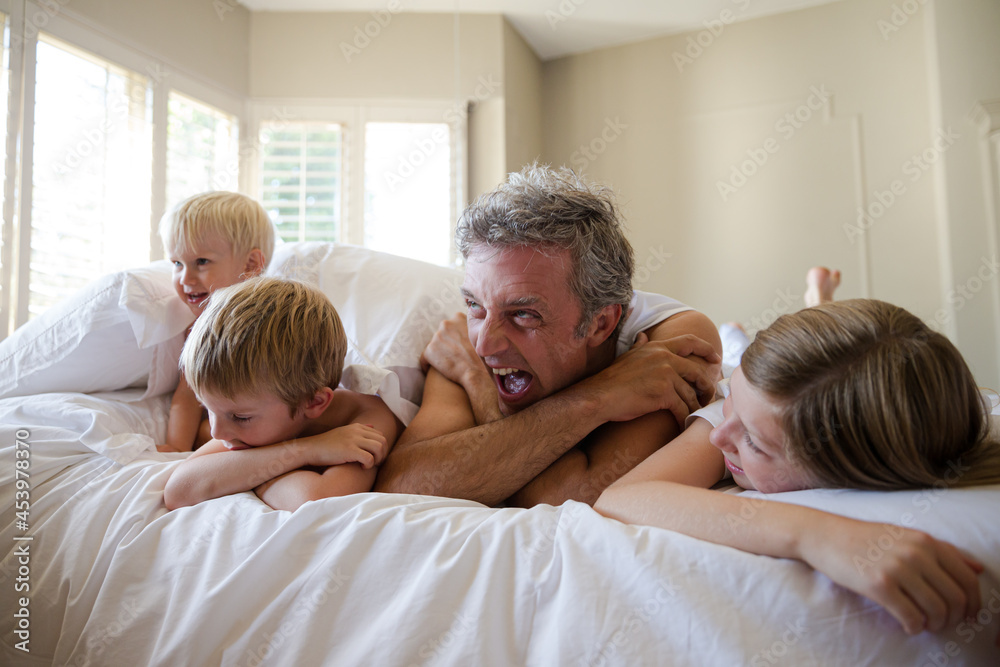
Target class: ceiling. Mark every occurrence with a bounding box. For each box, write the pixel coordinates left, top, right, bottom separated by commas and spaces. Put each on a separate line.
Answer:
237, 0, 844, 61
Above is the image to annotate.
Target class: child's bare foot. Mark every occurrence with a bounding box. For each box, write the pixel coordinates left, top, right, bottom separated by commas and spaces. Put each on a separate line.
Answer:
804, 267, 840, 307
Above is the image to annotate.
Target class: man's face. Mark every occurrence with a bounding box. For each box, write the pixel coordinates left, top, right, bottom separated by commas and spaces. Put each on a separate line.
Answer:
462, 245, 595, 416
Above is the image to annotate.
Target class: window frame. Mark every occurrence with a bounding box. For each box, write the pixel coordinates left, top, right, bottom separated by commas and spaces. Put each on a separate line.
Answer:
247, 99, 468, 267
0, 0, 245, 337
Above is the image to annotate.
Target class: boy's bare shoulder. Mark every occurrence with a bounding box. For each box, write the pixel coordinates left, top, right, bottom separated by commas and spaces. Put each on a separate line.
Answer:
331, 387, 388, 407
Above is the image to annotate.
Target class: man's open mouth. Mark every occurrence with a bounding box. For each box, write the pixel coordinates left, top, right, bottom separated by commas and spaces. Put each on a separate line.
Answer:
492, 367, 534, 400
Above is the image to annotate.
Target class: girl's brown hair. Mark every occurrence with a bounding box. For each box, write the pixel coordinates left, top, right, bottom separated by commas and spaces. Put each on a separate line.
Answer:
741, 299, 1000, 490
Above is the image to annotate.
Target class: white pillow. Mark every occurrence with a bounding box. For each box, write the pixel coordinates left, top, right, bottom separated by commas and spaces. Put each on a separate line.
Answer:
270, 243, 466, 425
0, 261, 193, 401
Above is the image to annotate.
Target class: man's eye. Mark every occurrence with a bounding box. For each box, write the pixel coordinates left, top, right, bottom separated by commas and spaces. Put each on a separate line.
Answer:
465, 299, 484, 315
232, 416, 251, 423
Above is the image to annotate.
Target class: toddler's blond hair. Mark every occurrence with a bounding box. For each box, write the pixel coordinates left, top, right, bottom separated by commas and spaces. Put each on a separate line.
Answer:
160, 191, 274, 266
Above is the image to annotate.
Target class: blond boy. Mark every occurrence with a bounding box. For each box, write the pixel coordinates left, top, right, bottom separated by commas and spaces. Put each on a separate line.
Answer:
163, 277, 402, 512
158, 191, 275, 452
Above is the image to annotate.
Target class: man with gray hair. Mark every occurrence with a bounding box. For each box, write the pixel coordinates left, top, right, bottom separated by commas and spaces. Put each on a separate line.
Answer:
376, 164, 722, 507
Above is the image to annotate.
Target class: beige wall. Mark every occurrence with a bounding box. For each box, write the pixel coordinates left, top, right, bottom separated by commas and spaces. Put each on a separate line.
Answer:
65, 0, 251, 95
249, 11, 503, 101
540, 0, 1000, 388
502, 19, 543, 177
925, 0, 1000, 391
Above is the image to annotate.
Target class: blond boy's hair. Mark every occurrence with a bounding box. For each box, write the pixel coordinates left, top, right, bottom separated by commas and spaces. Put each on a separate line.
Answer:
160, 191, 275, 266
181, 277, 347, 414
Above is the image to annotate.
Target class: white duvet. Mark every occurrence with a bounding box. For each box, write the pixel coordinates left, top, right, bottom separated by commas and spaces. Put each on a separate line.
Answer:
2, 391, 999, 666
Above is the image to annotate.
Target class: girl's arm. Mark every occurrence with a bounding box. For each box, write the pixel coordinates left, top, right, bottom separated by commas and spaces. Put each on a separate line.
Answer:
594, 476, 984, 636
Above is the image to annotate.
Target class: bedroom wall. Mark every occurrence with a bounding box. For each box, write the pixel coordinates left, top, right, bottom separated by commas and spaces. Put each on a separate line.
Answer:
248, 10, 508, 201
924, 0, 1000, 391
61, 0, 251, 96
502, 19, 544, 180
540, 0, 1000, 388
248, 11, 502, 102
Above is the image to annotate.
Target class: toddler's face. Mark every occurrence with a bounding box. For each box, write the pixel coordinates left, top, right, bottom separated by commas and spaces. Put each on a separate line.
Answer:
168, 233, 255, 318
708, 367, 812, 493
199, 390, 306, 450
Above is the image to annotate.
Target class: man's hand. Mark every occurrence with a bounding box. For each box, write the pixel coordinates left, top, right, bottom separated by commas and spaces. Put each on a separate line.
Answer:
650, 333, 722, 406
585, 332, 720, 427
300, 423, 389, 469
421, 313, 482, 382
420, 313, 501, 424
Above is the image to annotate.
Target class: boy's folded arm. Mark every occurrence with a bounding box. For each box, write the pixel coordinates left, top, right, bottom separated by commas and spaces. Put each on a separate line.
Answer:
255, 463, 376, 511
163, 439, 312, 510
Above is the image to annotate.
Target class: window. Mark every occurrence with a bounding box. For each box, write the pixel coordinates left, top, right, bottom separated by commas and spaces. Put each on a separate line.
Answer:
28, 34, 152, 316
167, 91, 239, 207
0, 10, 244, 339
364, 122, 452, 267
259, 122, 342, 244
253, 104, 466, 267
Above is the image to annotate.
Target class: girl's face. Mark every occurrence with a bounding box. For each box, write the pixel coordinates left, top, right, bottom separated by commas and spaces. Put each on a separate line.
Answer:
708, 367, 812, 493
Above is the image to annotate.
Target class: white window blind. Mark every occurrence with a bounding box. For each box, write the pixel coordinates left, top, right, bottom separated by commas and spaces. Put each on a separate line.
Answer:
259, 122, 342, 243
29, 33, 152, 316
166, 91, 239, 208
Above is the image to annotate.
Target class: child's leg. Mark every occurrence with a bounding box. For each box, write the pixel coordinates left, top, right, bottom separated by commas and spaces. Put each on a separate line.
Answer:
804, 267, 840, 307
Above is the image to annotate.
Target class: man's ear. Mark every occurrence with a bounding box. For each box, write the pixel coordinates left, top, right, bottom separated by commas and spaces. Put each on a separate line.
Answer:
301, 387, 335, 418
243, 248, 265, 277
585, 304, 622, 347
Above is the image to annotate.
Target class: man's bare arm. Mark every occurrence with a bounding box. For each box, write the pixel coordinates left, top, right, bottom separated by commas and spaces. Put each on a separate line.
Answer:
504, 310, 724, 507
375, 337, 707, 505
419, 313, 503, 425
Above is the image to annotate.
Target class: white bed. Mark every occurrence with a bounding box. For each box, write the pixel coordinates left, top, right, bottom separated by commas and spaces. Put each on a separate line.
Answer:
2, 242, 999, 666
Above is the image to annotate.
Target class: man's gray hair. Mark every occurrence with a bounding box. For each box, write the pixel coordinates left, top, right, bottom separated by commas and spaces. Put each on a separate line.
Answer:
456, 163, 635, 339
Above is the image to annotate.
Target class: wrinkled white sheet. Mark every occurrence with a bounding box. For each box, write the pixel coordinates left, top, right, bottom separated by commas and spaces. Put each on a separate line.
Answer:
1, 391, 999, 666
